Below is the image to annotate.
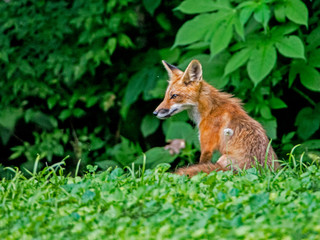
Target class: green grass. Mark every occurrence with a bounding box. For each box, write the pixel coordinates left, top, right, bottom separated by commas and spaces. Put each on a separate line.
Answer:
1, 158, 320, 240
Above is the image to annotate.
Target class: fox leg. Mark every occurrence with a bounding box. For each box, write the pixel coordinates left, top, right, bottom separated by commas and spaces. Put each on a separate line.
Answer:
199, 135, 220, 163
199, 151, 214, 163
175, 162, 228, 177
198, 119, 224, 163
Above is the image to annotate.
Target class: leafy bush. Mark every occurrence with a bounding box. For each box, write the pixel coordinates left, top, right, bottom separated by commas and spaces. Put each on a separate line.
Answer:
0, 0, 183, 172
171, 0, 320, 145
0, 0, 319, 173
0, 0, 142, 169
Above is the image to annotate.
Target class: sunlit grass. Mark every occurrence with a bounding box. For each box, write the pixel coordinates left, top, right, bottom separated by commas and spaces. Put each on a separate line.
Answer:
1, 147, 320, 239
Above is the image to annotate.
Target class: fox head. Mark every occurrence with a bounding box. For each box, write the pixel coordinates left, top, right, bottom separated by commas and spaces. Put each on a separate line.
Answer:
153, 59, 203, 119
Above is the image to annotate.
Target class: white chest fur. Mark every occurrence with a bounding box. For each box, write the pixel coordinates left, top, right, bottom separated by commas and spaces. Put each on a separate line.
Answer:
187, 106, 201, 127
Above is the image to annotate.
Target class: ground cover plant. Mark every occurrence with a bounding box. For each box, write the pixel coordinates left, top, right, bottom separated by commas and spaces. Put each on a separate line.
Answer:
1, 154, 320, 239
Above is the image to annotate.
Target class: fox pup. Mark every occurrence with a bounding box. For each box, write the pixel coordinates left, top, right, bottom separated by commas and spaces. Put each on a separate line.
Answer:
153, 60, 279, 177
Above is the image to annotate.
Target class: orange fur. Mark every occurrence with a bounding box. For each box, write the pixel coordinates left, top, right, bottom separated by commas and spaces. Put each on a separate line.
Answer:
153, 60, 279, 177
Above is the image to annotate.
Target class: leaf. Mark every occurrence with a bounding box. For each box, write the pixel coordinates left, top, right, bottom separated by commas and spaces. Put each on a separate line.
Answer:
122, 66, 162, 117
224, 48, 251, 76
309, 49, 320, 68
90, 137, 105, 150
73, 108, 86, 118
0, 50, 8, 63
118, 34, 134, 48
59, 109, 72, 121
111, 137, 142, 166
142, 67, 163, 101
165, 121, 193, 140
173, 14, 215, 47
159, 48, 181, 64
96, 160, 120, 170
175, 0, 224, 14
306, 26, 320, 50
302, 140, 320, 150
210, 17, 233, 57
123, 69, 149, 108
141, 115, 160, 137
156, 13, 172, 31
81, 190, 96, 204
86, 96, 99, 108
47, 95, 60, 109
134, 147, 178, 169
282, 132, 295, 144
295, 107, 320, 140
270, 23, 299, 38
288, 60, 301, 87
269, 97, 287, 109
247, 44, 277, 85
274, 3, 286, 23
285, 0, 308, 26
0, 108, 23, 132
239, 6, 254, 26
143, 0, 161, 16
259, 118, 277, 139
109, 168, 124, 180
25, 110, 58, 130
106, 38, 117, 55
286, 178, 301, 191
233, 15, 245, 40
7, 64, 17, 79
299, 65, 320, 92
253, 3, 270, 29
275, 35, 305, 59
260, 105, 273, 120
249, 193, 269, 211
19, 60, 35, 76
0, 108, 22, 145
165, 121, 199, 146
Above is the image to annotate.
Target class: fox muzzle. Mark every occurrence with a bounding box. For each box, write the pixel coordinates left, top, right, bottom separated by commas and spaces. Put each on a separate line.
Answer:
153, 108, 177, 119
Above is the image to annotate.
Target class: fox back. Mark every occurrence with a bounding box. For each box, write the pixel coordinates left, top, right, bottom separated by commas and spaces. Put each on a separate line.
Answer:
154, 60, 279, 177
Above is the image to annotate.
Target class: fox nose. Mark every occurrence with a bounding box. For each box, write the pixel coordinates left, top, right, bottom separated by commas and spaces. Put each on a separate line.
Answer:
153, 111, 158, 116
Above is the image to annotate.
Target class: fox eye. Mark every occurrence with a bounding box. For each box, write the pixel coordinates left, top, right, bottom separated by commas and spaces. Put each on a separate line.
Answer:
170, 94, 178, 99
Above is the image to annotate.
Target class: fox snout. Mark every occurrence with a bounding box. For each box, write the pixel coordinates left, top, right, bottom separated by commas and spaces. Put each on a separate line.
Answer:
153, 108, 170, 119
153, 105, 181, 119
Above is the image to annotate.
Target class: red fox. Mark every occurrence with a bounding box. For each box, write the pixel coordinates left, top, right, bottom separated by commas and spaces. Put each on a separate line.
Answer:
153, 60, 279, 177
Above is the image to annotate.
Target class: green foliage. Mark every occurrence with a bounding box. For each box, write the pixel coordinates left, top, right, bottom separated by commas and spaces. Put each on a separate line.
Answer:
141, 115, 160, 137
0, 0, 181, 170
143, 0, 161, 16
2, 159, 320, 239
0, 0, 319, 172
171, 0, 320, 158
134, 147, 178, 169
295, 103, 320, 140
0, 0, 143, 167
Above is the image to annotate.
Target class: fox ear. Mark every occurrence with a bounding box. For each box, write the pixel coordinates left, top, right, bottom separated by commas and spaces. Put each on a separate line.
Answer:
182, 60, 202, 85
162, 60, 182, 79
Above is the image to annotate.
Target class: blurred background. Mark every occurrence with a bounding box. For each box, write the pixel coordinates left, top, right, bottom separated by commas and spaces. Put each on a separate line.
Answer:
0, 0, 319, 176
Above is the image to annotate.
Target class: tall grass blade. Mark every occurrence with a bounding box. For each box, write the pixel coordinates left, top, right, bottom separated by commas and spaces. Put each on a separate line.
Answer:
75, 159, 81, 178
33, 154, 41, 175
288, 144, 300, 165
299, 152, 305, 174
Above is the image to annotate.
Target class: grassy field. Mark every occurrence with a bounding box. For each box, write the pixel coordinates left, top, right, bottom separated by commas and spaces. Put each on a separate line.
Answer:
1, 158, 320, 240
